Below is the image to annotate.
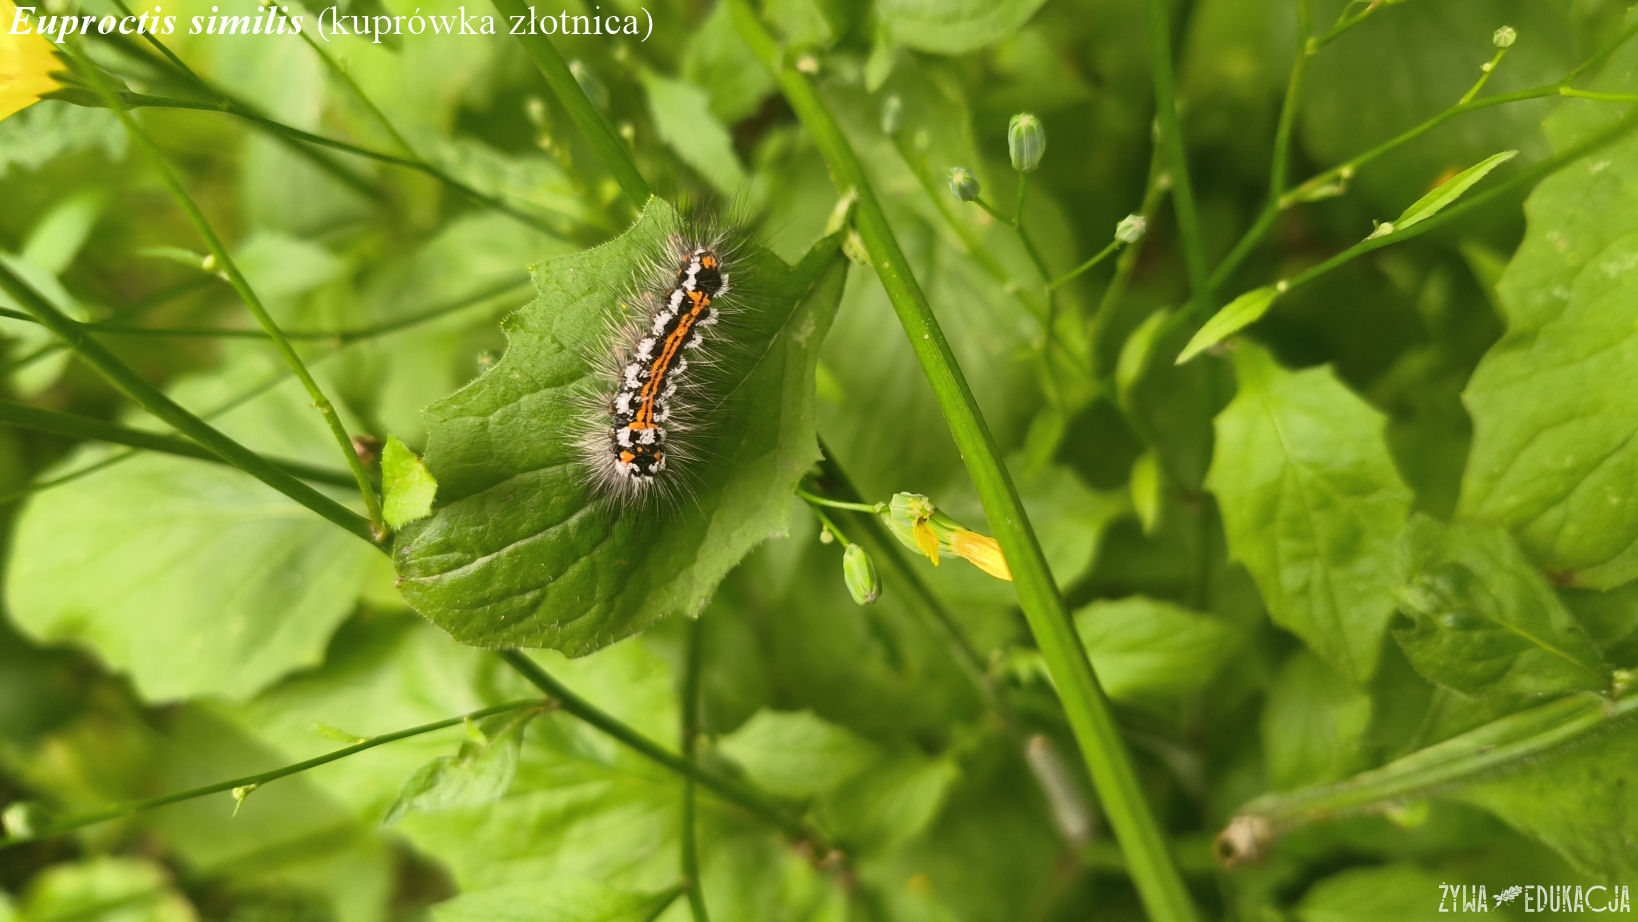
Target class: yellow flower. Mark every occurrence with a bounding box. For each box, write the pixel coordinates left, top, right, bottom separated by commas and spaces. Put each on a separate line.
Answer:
0, 0, 62, 122
885, 492, 1013, 582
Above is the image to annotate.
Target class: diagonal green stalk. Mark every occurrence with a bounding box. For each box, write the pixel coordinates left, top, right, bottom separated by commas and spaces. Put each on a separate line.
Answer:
0, 261, 375, 543
491, 0, 652, 211
497, 651, 831, 853
729, 4, 1196, 920
0, 399, 360, 489
1146, 0, 1208, 299
66, 45, 386, 537
680, 619, 712, 922
0, 699, 543, 849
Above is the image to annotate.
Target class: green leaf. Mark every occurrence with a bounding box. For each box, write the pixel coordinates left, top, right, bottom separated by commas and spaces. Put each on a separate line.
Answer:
1263, 651, 1373, 789
1453, 720, 1638, 880
431, 877, 676, 922
638, 72, 747, 196
4, 371, 383, 702
1460, 56, 1638, 589
14, 858, 195, 922
1393, 516, 1608, 697
876, 0, 1049, 54
1073, 596, 1239, 700
1296, 864, 1471, 922
382, 435, 437, 530
716, 709, 882, 799
393, 200, 847, 654
1387, 150, 1517, 234
384, 709, 534, 825
816, 752, 959, 854
1207, 344, 1411, 683
1175, 285, 1279, 365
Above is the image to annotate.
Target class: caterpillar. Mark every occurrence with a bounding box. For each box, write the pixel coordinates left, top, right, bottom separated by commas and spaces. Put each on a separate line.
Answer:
580, 221, 740, 508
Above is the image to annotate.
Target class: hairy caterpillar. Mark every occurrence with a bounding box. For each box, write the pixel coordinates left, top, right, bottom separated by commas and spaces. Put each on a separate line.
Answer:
579, 219, 743, 508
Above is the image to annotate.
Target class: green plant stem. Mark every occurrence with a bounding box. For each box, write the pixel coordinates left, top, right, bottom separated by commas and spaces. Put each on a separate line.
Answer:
1270, 0, 1312, 198
115, 93, 583, 239
0, 400, 360, 488
1276, 103, 1638, 295
795, 489, 886, 515
69, 47, 388, 538
496, 651, 831, 852
0, 700, 541, 849
2, 277, 530, 344
0, 275, 217, 378
680, 620, 712, 922
730, 5, 1197, 920
1559, 87, 1638, 103
1146, 0, 1208, 299
1089, 148, 1169, 375
492, 0, 652, 212
1224, 688, 1638, 851
1309, 0, 1381, 51
1050, 239, 1122, 289
0, 261, 377, 544
1460, 48, 1510, 105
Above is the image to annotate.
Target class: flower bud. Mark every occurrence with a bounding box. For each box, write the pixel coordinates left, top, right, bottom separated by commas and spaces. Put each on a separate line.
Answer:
946, 166, 980, 202
1492, 25, 1516, 49
1008, 112, 1045, 172
880, 95, 904, 137
1114, 214, 1147, 245
884, 492, 1012, 581
2, 801, 48, 841
842, 544, 881, 605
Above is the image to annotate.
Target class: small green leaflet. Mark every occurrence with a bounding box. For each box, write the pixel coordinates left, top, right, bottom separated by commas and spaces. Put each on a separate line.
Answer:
1175, 285, 1278, 365
393, 199, 848, 654
382, 435, 437, 530
1369, 150, 1517, 239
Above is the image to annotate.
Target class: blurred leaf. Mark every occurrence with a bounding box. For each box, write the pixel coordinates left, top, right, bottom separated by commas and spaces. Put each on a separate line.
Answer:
1387, 150, 1517, 234
431, 878, 675, 922
1460, 42, 1638, 590
1393, 515, 1608, 697
1073, 595, 1240, 700
394, 201, 846, 654
816, 751, 959, 854
21, 187, 104, 275
682, 1, 776, 123
233, 232, 348, 301
876, 0, 1049, 54
716, 709, 881, 799
1263, 651, 1372, 789
4, 369, 383, 702
1296, 864, 1478, 922
1176, 285, 1280, 365
384, 708, 535, 825
1453, 720, 1638, 879
639, 72, 747, 195
14, 858, 196, 922
0, 102, 125, 177
383, 434, 437, 530
1208, 343, 1411, 683
1, 247, 88, 397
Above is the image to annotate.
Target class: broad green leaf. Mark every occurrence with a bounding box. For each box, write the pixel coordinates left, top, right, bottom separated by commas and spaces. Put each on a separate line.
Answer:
1296, 864, 1475, 922
1393, 516, 1608, 697
1460, 47, 1638, 589
1073, 596, 1239, 700
393, 200, 847, 654
14, 858, 195, 922
382, 435, 437, 530
4, 370, 383, 702
876, 0, 1049, 54
639, 72, 747, 196
1454, 720, 1638, 879
816, 752, 959, 854
431, 878, 675, 922
1208, 344, 1412, 682
716, 709, 882, 799
1387, 150, 1517, 234
681, 1, 776, 123
1263, 651, 1372, 789
1175, 285, 1279, 365
384, 708, 535, 824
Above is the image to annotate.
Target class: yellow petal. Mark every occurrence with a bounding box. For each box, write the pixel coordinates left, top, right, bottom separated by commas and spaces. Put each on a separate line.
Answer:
951, 530, 1012, 582
0, 0, 61, 122
912, 519, 941, 566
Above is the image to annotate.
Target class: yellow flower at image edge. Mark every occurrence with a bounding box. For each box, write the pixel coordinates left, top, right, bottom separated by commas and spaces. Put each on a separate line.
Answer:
0, 0, 62, 122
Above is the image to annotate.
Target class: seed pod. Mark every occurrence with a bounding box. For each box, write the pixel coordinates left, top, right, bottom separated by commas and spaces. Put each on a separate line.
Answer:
1008, 113, 1046, 172
842, 544, 881, 605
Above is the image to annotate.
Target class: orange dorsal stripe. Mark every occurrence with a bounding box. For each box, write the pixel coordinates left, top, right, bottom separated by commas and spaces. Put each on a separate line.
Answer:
631, 289, 711, 427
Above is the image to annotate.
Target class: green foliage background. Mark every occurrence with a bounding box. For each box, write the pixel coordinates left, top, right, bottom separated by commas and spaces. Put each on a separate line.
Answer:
4, 0, 1638, 920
